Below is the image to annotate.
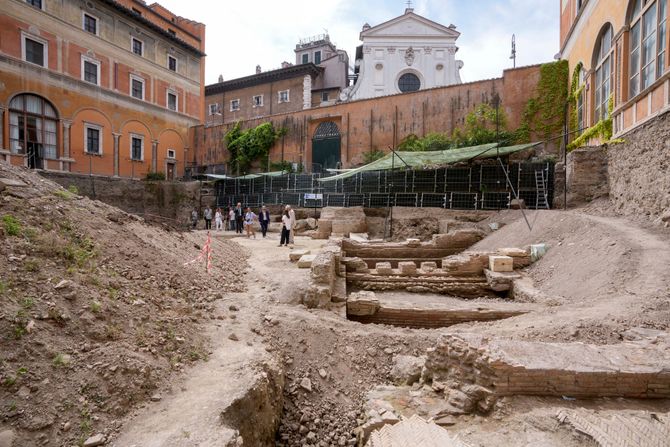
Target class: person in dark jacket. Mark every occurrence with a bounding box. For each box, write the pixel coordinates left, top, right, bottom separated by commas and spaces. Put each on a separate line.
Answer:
234, 202, 244, 234
258, 205, 270, 238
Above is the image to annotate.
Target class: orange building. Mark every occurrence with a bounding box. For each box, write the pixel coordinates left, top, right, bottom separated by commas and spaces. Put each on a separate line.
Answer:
0, 0, 205, 179
560, 0, 670, 140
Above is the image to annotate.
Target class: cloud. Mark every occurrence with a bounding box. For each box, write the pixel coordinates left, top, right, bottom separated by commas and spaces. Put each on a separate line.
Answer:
156, 0, 557, 84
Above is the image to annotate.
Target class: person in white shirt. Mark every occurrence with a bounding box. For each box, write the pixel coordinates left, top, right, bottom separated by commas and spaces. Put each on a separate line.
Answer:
214, 208, 223, 231
286, 205, 296, 246
279, 210, 292, 247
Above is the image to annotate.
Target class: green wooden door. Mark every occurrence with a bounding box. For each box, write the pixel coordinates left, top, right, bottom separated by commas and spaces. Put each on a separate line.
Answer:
312, 121, 341, 172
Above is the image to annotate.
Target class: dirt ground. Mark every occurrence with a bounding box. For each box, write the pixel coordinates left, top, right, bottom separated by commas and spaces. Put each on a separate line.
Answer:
2, 162, 670, 447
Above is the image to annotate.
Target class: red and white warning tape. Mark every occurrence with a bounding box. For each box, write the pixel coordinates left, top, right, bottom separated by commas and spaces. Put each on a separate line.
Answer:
184, 231, 213, 273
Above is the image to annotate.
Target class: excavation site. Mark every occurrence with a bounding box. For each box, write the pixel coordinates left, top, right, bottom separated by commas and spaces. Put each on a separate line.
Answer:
1, 162, 669, 447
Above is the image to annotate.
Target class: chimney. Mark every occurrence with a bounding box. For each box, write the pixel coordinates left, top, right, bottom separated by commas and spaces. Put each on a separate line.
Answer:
256, 65, 262, 74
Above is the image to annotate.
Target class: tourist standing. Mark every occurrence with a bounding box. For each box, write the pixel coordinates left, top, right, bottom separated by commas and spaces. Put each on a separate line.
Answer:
191, 208, 198, 230
287, 205, 296, 246
234, 202, 244, 234
279, 209, 291, 247
244, 207, 258, 239
228, 207, 236, 231
259, 205, 270, 238
203, 205, 213, 230
215, 207, 223, 231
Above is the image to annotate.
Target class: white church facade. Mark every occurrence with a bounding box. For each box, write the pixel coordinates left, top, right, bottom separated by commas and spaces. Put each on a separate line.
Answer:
344, 8, 464, 101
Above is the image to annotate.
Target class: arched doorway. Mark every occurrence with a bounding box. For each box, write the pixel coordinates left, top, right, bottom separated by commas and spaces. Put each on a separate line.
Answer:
312, 121, 341, 173
9, 94, 58, 169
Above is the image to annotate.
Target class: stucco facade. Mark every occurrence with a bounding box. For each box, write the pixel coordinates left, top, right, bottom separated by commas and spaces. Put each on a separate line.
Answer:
560, 0, 670, 140
345, 8, 463, 101
0, 0, 205, 179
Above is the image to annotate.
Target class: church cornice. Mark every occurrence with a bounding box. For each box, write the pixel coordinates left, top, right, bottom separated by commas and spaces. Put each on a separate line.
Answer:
360, 11, 460, 40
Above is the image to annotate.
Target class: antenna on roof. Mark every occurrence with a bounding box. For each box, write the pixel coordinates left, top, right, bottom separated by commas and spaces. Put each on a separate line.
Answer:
510, 34, 517, 68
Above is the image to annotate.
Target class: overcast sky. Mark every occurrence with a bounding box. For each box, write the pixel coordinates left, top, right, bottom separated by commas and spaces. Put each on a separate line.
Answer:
157, 0, 559, 85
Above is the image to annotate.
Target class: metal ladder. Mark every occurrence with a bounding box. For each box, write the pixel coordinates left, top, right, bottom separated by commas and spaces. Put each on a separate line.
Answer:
535, 170, 549, 209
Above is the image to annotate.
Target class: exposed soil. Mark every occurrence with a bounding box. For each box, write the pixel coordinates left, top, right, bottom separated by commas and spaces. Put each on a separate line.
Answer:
0, 164, 247, 446
2, 161, 670, 447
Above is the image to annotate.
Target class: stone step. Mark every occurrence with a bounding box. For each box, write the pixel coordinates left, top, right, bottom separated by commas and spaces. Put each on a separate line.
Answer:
297, 254, 316, 268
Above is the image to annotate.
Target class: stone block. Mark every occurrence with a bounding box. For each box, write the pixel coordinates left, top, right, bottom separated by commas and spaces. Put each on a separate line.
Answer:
349, 232, 369, 242
289, 249, 310, 262
331, 276, 347, 303
406, 238, 421, 247
390, 355, 425, 385
497, 247, 528, 257
530, 244, 548, 262
311, 252, 335, 285
343, 257, 369, 272
297, 255, 316, 268
510, 198, 526, 209
398, 261, 417, 275
489, 256, 513, 272
347, 291, 379, 316
442, 252, 490, 276
375, 262, 393, 275
484, 269, 521, 292
420, 261, 438, 272
304, 284, 332, 308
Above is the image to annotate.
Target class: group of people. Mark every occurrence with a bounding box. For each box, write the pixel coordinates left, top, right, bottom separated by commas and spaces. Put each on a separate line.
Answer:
190, 203, 295, 245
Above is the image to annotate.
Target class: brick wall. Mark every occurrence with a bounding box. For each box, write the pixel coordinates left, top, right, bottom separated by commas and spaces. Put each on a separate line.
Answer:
193, 64, 547, 170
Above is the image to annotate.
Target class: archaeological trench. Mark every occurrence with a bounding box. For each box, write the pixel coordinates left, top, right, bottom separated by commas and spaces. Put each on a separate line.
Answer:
200, 205, 670, 447
2, 163, 670, 447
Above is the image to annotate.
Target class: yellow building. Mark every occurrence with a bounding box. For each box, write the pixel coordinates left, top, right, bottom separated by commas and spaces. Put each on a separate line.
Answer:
560, 0, 669, 140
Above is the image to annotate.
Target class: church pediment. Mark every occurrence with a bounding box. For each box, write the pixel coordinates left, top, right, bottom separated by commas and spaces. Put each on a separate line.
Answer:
361, 12, 460, 39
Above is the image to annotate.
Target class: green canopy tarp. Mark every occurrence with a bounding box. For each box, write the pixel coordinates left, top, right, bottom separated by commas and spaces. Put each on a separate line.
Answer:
318, 143, 539, 182
211, 170, 288, 180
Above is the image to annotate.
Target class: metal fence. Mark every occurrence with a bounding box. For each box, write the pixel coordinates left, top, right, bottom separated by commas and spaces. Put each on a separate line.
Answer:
215, 162, 554, 210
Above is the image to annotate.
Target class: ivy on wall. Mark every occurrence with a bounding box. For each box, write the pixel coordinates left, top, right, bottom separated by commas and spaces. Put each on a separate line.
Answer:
517, 60, 569, 144
225, 122, 287, 174
567, 95, 618, 150
568, 61, 584, 135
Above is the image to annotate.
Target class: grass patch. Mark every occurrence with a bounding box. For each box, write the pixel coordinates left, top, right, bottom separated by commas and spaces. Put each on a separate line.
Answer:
2, 215, 21, 236
89, 301, 101, 313
0, 280, 7, 295
67, 185, 79, 195
52, 353, 70, 367
23, 259, 40, 273
3, 376, 16, 387
21, 297, 34, 310
53, 189, 75, 200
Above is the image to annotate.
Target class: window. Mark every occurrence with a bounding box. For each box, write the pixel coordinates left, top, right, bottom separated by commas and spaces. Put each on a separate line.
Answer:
83, 13, 97, 35
314, 50, 322, 65
321, 91, 330, 102
130, 135, 143, 161
9, 94, 58, 166
85, 124, 102, 155
252, 95, 263, 107
208, 103, 220, 115
168, 55, 177, 72
81, 56, 100, 85
130, 75, 144, 100
576, 67, 586, 134
398, 72, 421, 92
22, 34, 47, 67
132, 37, 143, 56
629, 0, 667, 97
230, 99, 240, 111
167, 149, 176, 159
278, 90, 289, 103
167, 91, 178, 111
301, 53, 309, 64
594, 25, 613, 122
26, 0, 42, 9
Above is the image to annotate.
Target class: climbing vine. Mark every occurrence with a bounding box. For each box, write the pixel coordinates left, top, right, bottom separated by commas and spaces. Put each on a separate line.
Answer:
517, 60, 569, 143
568, 61, 584, 134
567, 95, 620, 150
225, 122, 287, 174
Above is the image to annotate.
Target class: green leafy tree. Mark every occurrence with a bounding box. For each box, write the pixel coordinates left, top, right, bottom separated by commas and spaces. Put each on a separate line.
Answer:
362, 148, 386, 164
225, 122, 286, 174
